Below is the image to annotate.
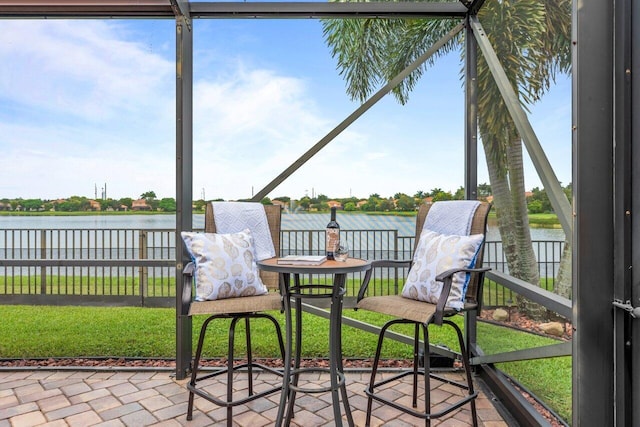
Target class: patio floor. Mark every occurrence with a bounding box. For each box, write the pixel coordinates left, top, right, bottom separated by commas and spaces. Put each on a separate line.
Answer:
0, 367, 510, 426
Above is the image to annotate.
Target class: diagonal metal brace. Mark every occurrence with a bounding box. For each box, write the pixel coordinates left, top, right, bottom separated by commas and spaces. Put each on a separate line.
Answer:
612, 299, 640, 318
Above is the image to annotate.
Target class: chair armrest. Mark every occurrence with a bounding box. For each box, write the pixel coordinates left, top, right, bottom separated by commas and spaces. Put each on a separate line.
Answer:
181, 262, 195, 316
433, 267, 491, 325
183, 262, 195, 276
356, 259, 412, 304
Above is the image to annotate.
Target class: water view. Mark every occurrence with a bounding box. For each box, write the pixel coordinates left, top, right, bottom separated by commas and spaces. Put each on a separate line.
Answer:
0, 212, 565, 241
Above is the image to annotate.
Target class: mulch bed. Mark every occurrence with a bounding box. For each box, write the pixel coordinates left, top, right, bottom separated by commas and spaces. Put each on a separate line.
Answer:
0, 357, 409, 370
479, 308, 573, 341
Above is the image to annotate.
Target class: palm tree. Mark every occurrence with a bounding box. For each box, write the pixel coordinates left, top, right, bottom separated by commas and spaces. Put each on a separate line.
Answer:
322, 0, 571, 318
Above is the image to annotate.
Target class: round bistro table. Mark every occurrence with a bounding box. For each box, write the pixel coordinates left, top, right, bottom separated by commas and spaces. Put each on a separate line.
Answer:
257, 257, 372, 427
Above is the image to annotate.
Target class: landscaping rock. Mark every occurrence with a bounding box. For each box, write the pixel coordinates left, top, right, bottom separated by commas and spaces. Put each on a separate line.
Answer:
539, 322, 565, 337
492, 308, 510, 321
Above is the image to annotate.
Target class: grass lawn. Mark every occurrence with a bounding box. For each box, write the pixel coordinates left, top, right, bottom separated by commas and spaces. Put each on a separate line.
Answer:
0, 305, 571, 422
528, 213, 562, 227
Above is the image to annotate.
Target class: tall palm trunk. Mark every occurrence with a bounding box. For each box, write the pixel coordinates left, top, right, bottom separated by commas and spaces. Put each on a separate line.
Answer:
506, 130, 544, 318
483, 127, 543, 319
555, 240, 572, 300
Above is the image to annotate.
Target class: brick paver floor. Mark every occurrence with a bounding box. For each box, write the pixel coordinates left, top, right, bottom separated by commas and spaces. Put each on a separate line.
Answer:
0, 368, 509, 426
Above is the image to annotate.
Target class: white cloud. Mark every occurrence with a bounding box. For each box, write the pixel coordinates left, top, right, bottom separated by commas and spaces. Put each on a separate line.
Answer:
0, 20, 176, 199
0, 20, 173, 121
0, 19, 571, 202
191, 64, 371, 200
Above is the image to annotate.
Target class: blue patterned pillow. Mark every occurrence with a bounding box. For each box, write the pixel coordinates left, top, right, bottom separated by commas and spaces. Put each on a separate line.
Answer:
181, 229, 268, 301
401, 230, 484, 310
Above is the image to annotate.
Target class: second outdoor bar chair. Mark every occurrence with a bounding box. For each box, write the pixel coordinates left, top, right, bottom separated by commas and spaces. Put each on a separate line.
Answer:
356, 200, 491, 427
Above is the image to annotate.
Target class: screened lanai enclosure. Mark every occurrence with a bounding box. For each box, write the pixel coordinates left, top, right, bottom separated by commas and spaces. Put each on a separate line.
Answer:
0, 1, 637, 426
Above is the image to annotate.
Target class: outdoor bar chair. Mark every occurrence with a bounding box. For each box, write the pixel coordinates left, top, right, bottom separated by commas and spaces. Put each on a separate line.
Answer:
356, 200, 491, 427
180, 202, 285, 426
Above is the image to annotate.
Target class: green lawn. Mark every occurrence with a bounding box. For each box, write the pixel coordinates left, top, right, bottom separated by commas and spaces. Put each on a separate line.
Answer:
0, 276, 174, 297
0, 304, 571, 422
528, 213, 563, 227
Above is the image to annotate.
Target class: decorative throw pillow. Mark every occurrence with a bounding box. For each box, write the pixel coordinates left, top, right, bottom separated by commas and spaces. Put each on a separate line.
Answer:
401, 230, 484, 310
181, 229, 268, 301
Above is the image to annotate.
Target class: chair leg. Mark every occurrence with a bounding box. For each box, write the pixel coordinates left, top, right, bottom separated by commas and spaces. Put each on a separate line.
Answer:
226, 317, 240, 427
260, 312, 286, 359
412, 323, 419, 408
444, 319, 478, 427
285, 297, 303, 424
365, 318, 477, 427
186, 313, 285, 425
364, 318, 399, 427
187, 315, 216, 421
421, 324, 431, 427
245, 317, 254, 396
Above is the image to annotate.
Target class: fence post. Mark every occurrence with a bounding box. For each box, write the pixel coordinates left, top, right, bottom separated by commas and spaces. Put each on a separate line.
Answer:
138, 231, 148, 303
40, 230, 47, 294
307, 230, 314, 282
393, 230, 399, 293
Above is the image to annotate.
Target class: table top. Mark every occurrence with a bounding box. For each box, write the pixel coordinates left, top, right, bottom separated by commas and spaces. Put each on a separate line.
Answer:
257, 257, 371, 275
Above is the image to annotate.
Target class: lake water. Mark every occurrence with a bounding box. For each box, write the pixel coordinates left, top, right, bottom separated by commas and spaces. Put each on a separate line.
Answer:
0, 213, 566, 241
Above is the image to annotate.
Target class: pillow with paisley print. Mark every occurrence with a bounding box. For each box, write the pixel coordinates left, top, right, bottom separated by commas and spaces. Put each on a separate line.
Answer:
181, 229, 268, 301
401, 230, 484, 310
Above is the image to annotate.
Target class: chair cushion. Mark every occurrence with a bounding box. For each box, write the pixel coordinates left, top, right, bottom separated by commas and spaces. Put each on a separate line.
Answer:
401, 230, 484, 310
189, 293, 282, 316
181, 229, 268, 301
357, 295, 478, 324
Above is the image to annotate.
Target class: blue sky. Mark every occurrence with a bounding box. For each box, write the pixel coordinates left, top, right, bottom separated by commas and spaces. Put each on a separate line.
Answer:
0, 18, 571, 201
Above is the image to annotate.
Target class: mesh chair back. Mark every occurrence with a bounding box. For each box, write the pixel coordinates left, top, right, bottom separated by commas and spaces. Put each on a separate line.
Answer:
204, 202, 281, 291
413, 202, 491, 308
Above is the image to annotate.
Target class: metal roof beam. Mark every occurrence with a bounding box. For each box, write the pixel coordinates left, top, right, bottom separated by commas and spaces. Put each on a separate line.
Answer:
189, 2, 468, 19
0, 1, 174, 18
0, 1, 468, 19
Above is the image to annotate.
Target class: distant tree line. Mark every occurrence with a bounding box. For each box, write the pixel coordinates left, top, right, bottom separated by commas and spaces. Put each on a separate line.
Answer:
0, 183, 571, 214
0, 191, 176, 213
526, 184, 573, 214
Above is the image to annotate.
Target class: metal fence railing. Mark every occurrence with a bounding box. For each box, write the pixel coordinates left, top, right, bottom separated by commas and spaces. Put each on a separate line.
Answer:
0, 227, 565, 307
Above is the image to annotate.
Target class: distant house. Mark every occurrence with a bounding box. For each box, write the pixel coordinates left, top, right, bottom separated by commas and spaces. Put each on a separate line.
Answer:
0, 202, 10, 211
131, 199, 151, 211
327, 200, 342, 209
88, 200, 102, 211
356, 200, 368, 209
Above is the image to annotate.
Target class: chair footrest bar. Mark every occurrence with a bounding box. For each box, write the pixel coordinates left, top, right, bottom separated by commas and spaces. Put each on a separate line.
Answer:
365, 386, 478, 420
188, 382, 283, 408
192, 362, 284, 383
288, 367, 346, 394
290, 283, 346, 298
366, 368, 478, 420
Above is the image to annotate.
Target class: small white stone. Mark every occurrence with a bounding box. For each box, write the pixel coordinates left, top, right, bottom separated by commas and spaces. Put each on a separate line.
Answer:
492, 308, 509, 321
